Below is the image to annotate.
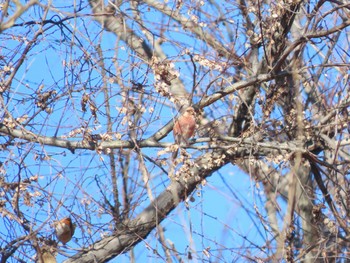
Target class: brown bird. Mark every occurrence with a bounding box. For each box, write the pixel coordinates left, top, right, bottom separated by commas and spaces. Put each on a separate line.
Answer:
54, 217, 75, 244
173, 106, 196, 145
41, 249, 57, 263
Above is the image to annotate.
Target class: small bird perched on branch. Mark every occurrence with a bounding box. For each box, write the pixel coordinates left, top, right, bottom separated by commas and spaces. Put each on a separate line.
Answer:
173, 106, 196, 146
54, 217, 75, 245
171, 106, 197, 162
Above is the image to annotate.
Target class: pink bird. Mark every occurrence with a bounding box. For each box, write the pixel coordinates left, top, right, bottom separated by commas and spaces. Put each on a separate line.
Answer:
54, 217, 75, 244
173, 107, 196, 145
